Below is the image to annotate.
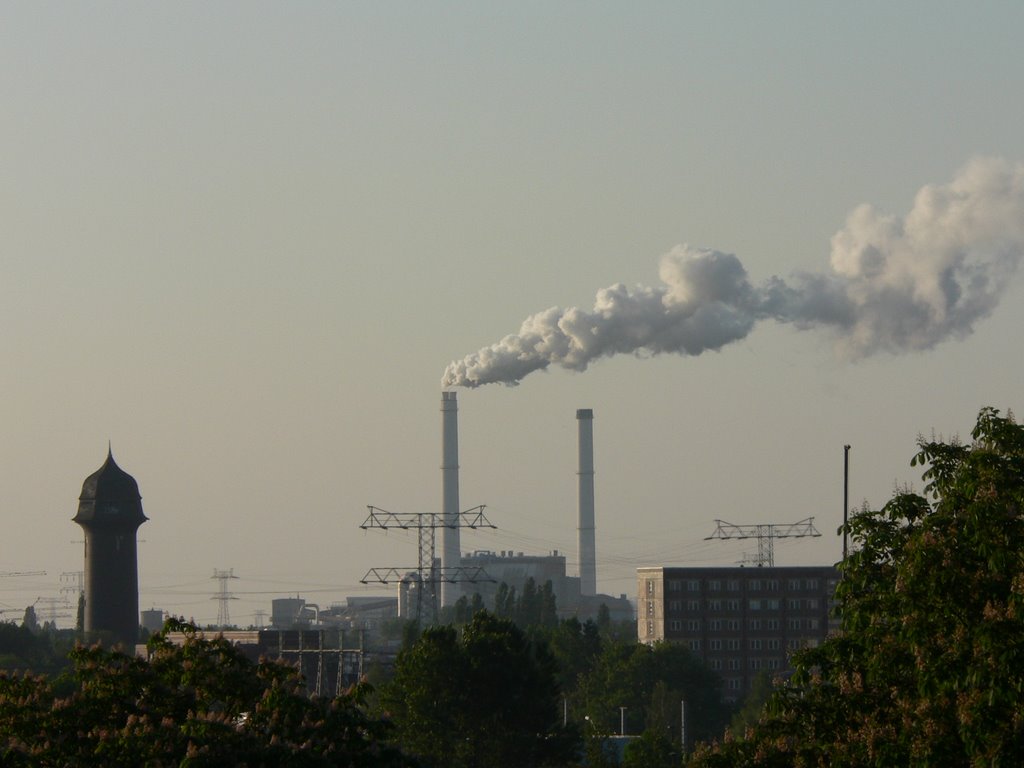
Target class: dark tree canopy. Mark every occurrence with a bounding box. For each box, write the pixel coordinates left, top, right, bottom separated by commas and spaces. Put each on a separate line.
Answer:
381, 610, 578, 768
691, 407, 1024, 767
0, 618, 412, 767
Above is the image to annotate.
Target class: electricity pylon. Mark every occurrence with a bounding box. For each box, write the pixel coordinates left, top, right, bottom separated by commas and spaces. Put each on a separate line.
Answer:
359, 505, 496, 625
705, 517, 820, 567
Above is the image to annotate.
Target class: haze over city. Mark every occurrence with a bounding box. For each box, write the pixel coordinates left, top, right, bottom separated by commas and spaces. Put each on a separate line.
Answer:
3, 3, 1023, 628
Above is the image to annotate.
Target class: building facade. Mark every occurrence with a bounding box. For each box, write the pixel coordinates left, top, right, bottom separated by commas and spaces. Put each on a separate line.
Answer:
637, 565, 839, 700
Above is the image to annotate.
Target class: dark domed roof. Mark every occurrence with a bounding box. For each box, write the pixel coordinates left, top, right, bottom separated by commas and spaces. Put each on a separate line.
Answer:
73, 448, 147, 527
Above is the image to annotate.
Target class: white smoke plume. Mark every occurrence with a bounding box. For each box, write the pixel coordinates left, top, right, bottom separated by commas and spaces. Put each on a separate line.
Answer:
442, 158, 1024, 388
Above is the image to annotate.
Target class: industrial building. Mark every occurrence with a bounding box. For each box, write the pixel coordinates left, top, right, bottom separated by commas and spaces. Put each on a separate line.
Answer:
637, 565, 840, 700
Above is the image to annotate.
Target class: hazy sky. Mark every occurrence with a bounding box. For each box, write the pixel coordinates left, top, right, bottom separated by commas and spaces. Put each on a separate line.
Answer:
3, 3, 1023, 628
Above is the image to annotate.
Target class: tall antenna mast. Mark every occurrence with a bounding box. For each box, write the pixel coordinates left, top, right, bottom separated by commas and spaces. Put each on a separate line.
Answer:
705, 517, 821, 567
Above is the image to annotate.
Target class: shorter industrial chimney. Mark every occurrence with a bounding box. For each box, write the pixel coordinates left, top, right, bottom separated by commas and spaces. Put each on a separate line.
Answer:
441, 391, 461, 607
577, 409, 596, 596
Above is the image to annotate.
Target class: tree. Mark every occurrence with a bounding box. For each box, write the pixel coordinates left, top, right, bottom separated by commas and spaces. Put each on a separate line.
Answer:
691, 407, 1024, 766
381, 610, 578, 768
578, 641, 729, 749
0, 618, 413, 766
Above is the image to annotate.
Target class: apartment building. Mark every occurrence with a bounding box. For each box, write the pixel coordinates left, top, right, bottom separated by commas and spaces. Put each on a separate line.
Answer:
637, 565, 839, 700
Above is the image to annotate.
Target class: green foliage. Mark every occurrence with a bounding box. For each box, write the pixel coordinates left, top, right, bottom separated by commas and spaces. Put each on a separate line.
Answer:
380, 610, 578, 768
0, 624, 75, 678
0, 618, 412, 766
690, 407, 1024, 767
489, 578, 559, 629
578, 641, 729, 746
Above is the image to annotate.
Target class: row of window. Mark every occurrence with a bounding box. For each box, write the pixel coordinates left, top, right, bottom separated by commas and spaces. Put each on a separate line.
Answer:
667, 626, 819, 647
668, 617, 820, 632
665, 598, 821, 612
707, 657, 784, 672
665, 578, 824, 593
687, 637, 820, 653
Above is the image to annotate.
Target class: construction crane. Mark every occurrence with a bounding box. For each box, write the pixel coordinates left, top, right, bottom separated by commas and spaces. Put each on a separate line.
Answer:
0, 571, 46, 578
705, 517, 821, 567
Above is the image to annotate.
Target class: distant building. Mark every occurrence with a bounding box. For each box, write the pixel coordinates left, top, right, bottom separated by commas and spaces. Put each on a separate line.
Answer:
141, 608, 166, 634
73, 449, 148, 648
462, 549, 633, 623
637, 565, 840, 700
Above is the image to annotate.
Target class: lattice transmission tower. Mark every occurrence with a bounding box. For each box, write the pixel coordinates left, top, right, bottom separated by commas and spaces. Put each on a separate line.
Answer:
359, 505, 496, 625
211, 568, 239, 628
705, 517, 821, 567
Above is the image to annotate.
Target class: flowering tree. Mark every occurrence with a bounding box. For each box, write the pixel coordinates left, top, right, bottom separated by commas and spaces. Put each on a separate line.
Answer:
691, 407, 1024, 767
0, 618, 412, 767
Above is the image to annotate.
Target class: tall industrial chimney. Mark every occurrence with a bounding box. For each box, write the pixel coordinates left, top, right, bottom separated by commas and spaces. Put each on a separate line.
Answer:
441, 391, 461, 607
577, 408, 596, 596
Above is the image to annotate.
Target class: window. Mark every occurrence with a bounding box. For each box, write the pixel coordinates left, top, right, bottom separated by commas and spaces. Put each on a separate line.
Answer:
806, 579, 819, 590
687, 580, 700, 592
727, 638, 740, 651
766, 580, 779, 591
767, 638, 780, 650
709, 658, 722, 670
709, 619, 722, 631
728, 619, 741, 631
687, 619, 701, 631
788, 579, 801, 591
749, 579, 761, 591
788, 598, 801, 610
766, 658, 781, 670
709, 639, 722, 651
749, 619, 761, 630
806, 598, 819, 610
749, 599, 761, 611
708, 599, 722, 611
750, 658, 762, 670
788, 638, 802, 650
688, 600, 700, 611
728, 659, 740, 671
726, 599, 740, 611
766, 619, 780, 630
807, 618, 820, 630
668, 579, 682, 592
708, 580, 721, 592
728, 579, 740, 591
669, 620, 682, 631
749, 638, 762, 650
669, 600, 681, 611
688, 639, 701, 651
765, 599, 780, 610
788, 618, 802, 630
728, 678, 742, 691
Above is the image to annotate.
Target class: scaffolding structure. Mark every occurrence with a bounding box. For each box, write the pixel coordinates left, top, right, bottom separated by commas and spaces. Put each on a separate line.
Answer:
705, 517, 821, 567
359, 505, 497, 624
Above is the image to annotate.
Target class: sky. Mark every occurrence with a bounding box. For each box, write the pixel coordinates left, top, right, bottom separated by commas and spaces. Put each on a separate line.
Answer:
2, 3, 1023, 628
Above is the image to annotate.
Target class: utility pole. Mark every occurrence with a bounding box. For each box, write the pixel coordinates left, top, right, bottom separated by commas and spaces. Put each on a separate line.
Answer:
843, 445, 851, 561
681, 699, 687, 756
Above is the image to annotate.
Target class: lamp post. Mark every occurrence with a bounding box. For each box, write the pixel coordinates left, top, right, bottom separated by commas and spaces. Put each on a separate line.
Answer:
620, 706, 627, 736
